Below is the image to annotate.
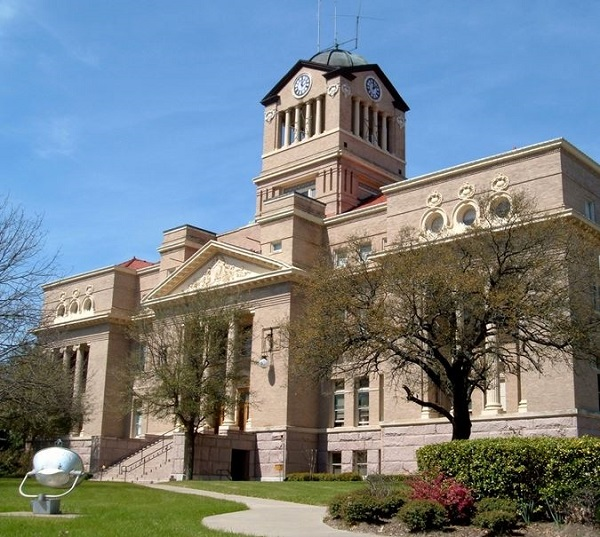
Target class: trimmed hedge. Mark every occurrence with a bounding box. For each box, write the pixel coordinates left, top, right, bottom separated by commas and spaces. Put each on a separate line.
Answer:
286, 472, 363, 481
416, 436, 600, 513
329, 488, 407, 524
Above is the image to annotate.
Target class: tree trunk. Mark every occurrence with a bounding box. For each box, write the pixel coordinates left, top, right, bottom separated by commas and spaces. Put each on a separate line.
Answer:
184, 425, 196, 480
451, 383, 472, 440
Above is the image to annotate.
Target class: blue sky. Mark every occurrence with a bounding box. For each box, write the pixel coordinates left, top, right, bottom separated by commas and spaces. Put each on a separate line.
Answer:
2, 0, 599, 278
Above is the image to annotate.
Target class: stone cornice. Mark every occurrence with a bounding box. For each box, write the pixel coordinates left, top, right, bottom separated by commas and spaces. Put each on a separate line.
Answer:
383, 138, 599, 195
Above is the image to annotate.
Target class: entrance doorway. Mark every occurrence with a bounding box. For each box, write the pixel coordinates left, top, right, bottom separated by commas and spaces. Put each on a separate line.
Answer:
231, 449, 249, 481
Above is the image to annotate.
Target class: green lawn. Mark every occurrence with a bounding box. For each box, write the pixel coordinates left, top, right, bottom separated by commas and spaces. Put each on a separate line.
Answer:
171, 479, 368, 505
0, 479, 249, 537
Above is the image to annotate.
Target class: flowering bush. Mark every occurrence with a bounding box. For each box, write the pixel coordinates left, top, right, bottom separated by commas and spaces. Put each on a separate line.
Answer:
409, 472, 475, 524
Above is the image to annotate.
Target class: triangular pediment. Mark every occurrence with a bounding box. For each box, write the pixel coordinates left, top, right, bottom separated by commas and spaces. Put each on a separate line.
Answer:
143, 241, 297, 304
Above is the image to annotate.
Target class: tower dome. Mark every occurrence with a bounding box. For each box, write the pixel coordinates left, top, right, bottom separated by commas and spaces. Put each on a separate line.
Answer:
309, 48, 369, 67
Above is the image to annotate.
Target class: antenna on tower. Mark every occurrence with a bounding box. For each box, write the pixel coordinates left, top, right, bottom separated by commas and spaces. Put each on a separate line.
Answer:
317, 0, 321, 53
317, 0, 376, 53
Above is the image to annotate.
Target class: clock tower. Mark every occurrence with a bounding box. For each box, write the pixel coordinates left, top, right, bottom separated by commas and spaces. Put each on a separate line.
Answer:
254, 48, 409, 218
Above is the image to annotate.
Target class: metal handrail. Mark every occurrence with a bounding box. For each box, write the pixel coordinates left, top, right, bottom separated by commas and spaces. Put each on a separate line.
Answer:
120, 440, 172, 475
102, 430, 175, 474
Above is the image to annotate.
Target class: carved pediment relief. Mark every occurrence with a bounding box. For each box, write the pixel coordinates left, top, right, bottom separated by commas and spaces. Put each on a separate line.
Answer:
143, 240, 298, 304
182, 255, 264, 292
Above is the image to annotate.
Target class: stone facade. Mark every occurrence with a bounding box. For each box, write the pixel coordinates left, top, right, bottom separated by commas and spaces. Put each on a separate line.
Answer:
39, 49, 600, 480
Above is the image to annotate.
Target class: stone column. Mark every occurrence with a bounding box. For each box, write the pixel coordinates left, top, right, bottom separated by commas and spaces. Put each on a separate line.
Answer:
315, 96, 323, 135
305, 100, 313, 138
220, 320, 239, 431
283, 109, 291, 146
61, 347, 69, 370
294, 105, 301, 142
483, 324, 503, 414
73, 344, 84, 398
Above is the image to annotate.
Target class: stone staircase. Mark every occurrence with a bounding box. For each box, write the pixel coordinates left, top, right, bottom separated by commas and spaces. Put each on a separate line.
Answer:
97, 436, 174, 483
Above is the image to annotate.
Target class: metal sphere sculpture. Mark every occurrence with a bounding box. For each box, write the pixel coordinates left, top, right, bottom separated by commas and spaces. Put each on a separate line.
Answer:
19, 446, 86, 514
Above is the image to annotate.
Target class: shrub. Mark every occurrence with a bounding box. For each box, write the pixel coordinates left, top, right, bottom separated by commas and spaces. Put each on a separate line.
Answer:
398, 499, 447, 532
476, 497, 518, 515
473, 510, 519, 535
409, 472, 475, 524
473, 497, 520, 535
286, 471, 362, 481
328, 489, 407, 524
416, 436, 600, 517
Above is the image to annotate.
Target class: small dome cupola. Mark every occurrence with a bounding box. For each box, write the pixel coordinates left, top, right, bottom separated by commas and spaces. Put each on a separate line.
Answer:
309, 47, 369, 67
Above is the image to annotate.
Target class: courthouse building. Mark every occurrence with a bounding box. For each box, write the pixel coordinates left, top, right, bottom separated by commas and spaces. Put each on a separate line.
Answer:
41, 48, 600, 481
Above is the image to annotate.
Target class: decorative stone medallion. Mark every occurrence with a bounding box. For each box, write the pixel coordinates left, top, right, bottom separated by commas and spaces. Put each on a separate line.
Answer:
492, 174, 510, 191
426, 191, 443, 208
458, 183, 475, 200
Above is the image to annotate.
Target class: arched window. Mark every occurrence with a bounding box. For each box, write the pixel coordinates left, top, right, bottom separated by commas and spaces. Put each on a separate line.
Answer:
82, 297, 94, 313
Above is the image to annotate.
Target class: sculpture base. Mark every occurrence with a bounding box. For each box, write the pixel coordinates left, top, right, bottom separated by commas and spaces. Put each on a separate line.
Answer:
31, 495, 61, 515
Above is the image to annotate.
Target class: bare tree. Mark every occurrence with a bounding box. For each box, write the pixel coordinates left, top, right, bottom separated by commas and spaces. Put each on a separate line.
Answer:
0, 196, 56, 360
0, 343, 85, 447
290, 192, 600, 440
128, 290, 250, 480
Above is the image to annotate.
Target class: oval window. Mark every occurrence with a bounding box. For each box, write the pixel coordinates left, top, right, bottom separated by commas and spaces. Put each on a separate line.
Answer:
462, 207, 477, 226
493, 198, 511, 218
429, 214, 444, 233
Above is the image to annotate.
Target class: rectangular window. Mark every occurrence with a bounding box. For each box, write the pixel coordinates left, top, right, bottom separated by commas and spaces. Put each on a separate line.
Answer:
359, 243, 372, 261
353, 450, 367, 477
330, 452, 342, 474
333, 380, 345, 427
593, 283, 600, 312
335, 250, 348, 268
271, 241, 282, 253
585, 200, 597, 222
356, 377, 370, 426
133, 410, 143, 437
283, 181, 316, 199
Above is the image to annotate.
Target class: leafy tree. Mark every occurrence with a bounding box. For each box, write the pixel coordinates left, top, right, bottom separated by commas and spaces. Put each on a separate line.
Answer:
0, 196, 56, 360
290, 192, 600, 440
128, 290, 250, 480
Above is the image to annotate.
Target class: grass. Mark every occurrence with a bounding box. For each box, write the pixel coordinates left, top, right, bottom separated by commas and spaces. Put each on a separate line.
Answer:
0, 478, 250, 537
170, 479, 368, 505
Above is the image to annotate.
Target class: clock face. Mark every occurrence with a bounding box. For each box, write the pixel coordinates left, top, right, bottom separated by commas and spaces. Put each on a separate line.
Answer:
365, 76, 382, 101
293, 73, 312, 98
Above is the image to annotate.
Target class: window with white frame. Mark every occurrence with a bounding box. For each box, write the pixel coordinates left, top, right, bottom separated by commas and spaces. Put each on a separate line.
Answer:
271, 241, 282, 253
283, 181, 316, 199
330, 452, 342, 474
585, 200, 597, 222
133, 409, 143, 437
356, 377, 370, 426
333, 380, 345, 427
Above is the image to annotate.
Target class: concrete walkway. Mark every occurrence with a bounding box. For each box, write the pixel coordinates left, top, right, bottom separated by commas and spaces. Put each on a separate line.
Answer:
146, 483, 373, 537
